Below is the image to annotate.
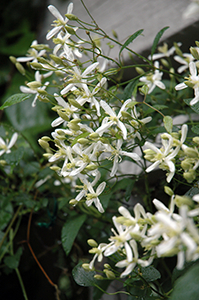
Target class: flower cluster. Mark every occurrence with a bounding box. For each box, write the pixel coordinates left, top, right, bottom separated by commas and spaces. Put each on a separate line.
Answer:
85, 190, 199, 278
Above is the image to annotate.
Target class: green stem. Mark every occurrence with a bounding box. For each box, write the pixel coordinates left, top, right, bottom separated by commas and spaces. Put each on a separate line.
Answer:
15, 268, 29, 300
0, 205, 23, 250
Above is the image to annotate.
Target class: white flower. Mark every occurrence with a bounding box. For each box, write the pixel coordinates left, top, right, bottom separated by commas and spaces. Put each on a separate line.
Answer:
96, 99, 131, 140
144, 135, 179, 182
61, 58, 99, 96
76, 77, 107, 116
89, 243, 108, 270
0, 133, 18, 156
115, 240, 153, 277
175, 61, 199, 105
17, 40, 48, 63
174, 53, 195, 73
105, 139, 140, 177
139, 61, 166, 94
46, 3, 76, 40
86, 181, 106, 213
20, 71, 50, 107
148, 43, 181, 60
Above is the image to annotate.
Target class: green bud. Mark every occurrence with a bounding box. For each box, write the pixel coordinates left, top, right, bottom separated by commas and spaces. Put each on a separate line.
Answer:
87, 239, 98, 247
38, 139, 49, 149
31, 44, 50, 51
27, 81, 41, 90
139, 84, 149, 95
82, 263, 91, 271
38, 96, 50, 103
89, 132, 99, 139
121, 111, 132, 119
174, 195, 193, 207
37, 57, 50, 64
9, 56, 17, 64
161, 59, 169, 68
68, 97, 82, 109
77, 138, 89, 145
104, 264, 111, 269
65, 25, 76, 35
190, 47, 199, 60
94, 274, 104, 280
50, 166, 61, 171
169, 67, 175, 78
69, 199, 78, 206
43, 153, 52, 159
85, 164, 98, 171
174, 42, 183, 57
0, 160, 7, 166
135, 67, 145, 75
15, 62, 26, 75
41, 136, 51, 141
181, 158, 193, 170
57, 110, 70, 122
112, 29, 118, 39
49, 54, 64, 65
164, 186, 174, 196
193, 136, 199, 144
65, 13, 78, 20
195, 41, 199, 48
183, 146, 198, 158
30, 62, 44, 70
183, 170, 196, 183
103, 269, 115, 279
37, 89, 48, 96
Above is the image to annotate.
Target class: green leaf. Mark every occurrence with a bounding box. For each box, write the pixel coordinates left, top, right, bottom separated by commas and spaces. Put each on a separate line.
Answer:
139, 266, 161, 282
61, 214, 86, 255
4, 147, 25, 167
0, 197, 13, 230
119, 29, 144, 58
72, 262, 98, 287
191, 125, 199, 134
150, 27, 169, 59
124, 78, 140, 100
4, 247, 23, 269
184, 98, 199, 114
170, 262, 199, 300
0, 93, 32, 110
163, 115, 173, 133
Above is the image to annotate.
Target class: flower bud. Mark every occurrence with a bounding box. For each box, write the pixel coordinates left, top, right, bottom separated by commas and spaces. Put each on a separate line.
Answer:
103, 269, 115, 279
193, 136, 199, 145
190, 47, 199, 60
30, 62, 44, 70
164, 186, 174, 196
183, 146, 198, 158
183, 170, 196, 183
77, 138, 89, 145
94, 274, 104, 280
15, 62, 26, 75
57, 110, 70, 121
85, 164, 98, 171
49, 54, 64, 65
181, 158, 193, 170
38, 139, 49, 149
65, 13, 78, 20
27, 81, 42, 90
50, 165, 61, 171
69, 199, 78, 206
82, 263, 91, 271
0, 160, 7, 166
9, 56, 17, 64
68, 97, 82, 108
65, 25, 76, 35
87, 239, 98, 247
174, 195, 193, 207
89, 132, 99, 139
161, 59, 169, 68
135, 67, 145, 75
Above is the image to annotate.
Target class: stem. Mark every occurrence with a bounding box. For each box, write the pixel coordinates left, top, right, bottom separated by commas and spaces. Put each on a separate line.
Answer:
15, 268, 29, 300
0, 205, 23, 250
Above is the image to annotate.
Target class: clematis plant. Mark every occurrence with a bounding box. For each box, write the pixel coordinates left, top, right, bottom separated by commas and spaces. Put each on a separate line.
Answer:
2, 1, 199, 299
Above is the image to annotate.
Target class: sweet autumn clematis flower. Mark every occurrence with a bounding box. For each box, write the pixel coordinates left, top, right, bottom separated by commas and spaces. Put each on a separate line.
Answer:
46, 3, 76, 40
0, 133, 18, 156
96, 99, 131, 140
175, 61, 199, 105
